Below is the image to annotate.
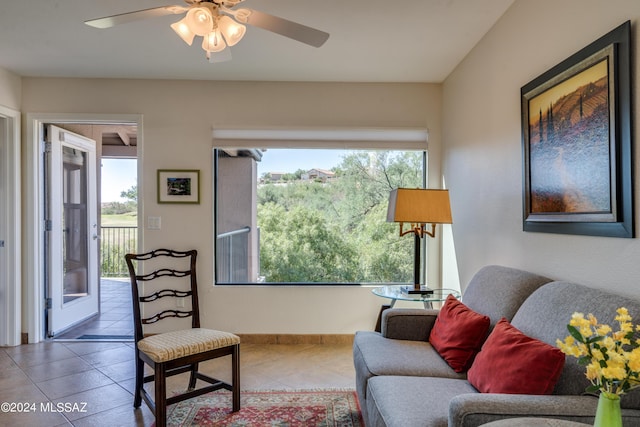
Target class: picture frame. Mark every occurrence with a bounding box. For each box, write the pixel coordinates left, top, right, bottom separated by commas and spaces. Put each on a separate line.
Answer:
157, 169, 200, 204
521, 21, 633, 238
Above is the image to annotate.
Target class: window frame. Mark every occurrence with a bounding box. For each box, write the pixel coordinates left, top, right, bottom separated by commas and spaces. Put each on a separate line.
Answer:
212, 127, 429, 287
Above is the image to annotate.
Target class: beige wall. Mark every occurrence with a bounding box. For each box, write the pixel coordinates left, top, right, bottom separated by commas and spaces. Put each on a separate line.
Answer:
0, 67, 21, 110
18, 0, 640, 335
443, 0, 640, 298
21, 78, 441, 334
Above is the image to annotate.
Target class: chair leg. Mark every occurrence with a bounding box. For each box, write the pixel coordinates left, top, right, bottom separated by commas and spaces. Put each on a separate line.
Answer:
154, 364, 167, 427
134, 357, 144, 408
188, 362, 198, 390
232, 344, 240, 412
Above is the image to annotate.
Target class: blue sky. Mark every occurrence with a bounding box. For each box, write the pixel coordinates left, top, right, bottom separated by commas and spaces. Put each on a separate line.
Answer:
101, 158, 137, 202
257, 149, 346, 175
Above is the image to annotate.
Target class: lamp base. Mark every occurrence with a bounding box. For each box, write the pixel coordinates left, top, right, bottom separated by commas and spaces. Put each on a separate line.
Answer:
401, 285, 434, 295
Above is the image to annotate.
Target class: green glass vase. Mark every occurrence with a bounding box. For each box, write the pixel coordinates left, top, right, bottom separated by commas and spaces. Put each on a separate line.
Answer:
594, 392, 622, 427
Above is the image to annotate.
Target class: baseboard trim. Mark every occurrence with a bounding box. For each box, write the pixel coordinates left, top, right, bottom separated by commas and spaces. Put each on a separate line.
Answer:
237, 334, 354, 345
15, 332, 353, 346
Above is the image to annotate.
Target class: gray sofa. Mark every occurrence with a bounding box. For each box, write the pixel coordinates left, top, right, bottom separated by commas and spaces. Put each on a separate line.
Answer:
353, 265, 640, 427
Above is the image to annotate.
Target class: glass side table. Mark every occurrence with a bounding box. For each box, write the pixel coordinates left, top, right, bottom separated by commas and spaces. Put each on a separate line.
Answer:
371, 285, 461, 332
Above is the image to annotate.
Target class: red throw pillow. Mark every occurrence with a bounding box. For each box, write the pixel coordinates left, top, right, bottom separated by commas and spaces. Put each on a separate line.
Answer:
429, 294, 490, 373
467, 318, 565, 394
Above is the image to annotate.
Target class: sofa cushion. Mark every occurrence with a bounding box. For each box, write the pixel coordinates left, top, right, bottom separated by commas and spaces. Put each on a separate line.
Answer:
353, 331, 465, 404
511, 281, 640, 408
430, 294, 490, 372
462, 265, 552, 328
353, 331, 465, 378
467, 318, 565, 395
366, 376, 477, 427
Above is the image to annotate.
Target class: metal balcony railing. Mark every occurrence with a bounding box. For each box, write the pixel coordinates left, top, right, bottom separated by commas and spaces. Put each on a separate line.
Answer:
100, 226, 137, 277
216, 226, 251, 283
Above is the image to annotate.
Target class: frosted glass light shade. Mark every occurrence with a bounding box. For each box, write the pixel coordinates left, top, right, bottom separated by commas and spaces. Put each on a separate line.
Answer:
170, 18, 196, 45
202, 29, 227, 53
218, 16, 246, 46
186, 7, 214, 36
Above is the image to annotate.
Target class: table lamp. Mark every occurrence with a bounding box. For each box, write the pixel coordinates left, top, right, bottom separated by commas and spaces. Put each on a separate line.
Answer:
386, 188, 452, 294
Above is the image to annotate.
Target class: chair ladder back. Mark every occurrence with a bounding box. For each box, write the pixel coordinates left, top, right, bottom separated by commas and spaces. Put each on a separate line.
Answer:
125, 249, 201, 343
124, 247, 240, 426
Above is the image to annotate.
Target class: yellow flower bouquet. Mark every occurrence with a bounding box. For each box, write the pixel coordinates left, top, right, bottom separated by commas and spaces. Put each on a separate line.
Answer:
557, 308, 640, 426
557, 308, 640, 395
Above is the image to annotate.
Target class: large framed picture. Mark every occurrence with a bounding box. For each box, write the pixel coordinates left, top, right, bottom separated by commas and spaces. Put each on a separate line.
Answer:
157, 169, 200, 204
521, 21, 633, 238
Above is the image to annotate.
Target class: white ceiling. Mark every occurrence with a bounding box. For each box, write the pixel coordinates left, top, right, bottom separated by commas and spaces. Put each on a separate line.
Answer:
0, 0, 514, 83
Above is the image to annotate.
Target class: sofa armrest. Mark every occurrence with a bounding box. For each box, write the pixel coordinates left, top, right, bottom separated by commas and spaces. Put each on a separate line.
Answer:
381, 308, 439, 341
449, 394, 602, 426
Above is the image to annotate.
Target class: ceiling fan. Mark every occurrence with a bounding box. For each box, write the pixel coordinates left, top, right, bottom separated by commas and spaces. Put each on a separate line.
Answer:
85, 0, 330, 62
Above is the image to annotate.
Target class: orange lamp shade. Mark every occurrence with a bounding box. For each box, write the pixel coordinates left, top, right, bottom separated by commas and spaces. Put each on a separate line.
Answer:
387, 188, 452, 225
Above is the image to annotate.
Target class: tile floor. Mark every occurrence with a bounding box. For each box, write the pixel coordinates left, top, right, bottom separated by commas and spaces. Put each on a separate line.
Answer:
1, 278, 357, 426
55, 278, 135, 340
0, 341, 356, 426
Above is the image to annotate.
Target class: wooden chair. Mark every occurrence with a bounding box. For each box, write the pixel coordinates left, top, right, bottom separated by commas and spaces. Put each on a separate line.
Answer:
125, 248, 240, 427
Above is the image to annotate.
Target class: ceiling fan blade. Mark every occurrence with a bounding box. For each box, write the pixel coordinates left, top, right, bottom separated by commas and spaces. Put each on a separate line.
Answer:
85, 6, 187, 29
242, 9, 329, 48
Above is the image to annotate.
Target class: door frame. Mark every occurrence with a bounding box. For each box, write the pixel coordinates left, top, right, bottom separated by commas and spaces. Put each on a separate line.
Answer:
0, 105, 21, 346
25, 113, 143, 343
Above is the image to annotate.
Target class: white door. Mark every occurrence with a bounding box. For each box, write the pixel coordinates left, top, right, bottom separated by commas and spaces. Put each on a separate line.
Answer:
46, 125, 99, 337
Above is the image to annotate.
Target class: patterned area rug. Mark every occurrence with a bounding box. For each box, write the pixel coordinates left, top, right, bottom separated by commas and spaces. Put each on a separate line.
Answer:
162, 389, 363, 427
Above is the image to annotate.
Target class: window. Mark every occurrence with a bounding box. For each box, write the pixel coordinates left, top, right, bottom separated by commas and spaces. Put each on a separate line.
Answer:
214, 148, 427, 285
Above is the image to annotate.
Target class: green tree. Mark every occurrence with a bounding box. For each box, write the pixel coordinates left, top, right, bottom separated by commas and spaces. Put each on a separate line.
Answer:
258, 203, 357, 282
102, 185, 137, 215
258, 180, 334, 214
351, 202, 414, 282
101, 201, 130, 215
332, 151, 422, 229
120, 185, 137, 202
331, 151, 421, 282
256, 150, 423, 283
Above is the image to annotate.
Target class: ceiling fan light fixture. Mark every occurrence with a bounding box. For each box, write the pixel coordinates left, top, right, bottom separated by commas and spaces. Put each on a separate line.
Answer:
217, 15, 246, 46
185, 7, 214, 36
170, 18, 196, 45
85, 2, 330, 63
222, 7, 251, 24
202, 29, 227, 53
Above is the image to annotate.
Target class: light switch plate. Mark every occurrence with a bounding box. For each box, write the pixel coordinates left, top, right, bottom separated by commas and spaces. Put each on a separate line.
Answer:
147, 216, 161, 230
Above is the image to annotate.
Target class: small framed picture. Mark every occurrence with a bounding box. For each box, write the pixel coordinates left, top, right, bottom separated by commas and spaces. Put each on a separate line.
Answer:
157, 169, 200, 204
